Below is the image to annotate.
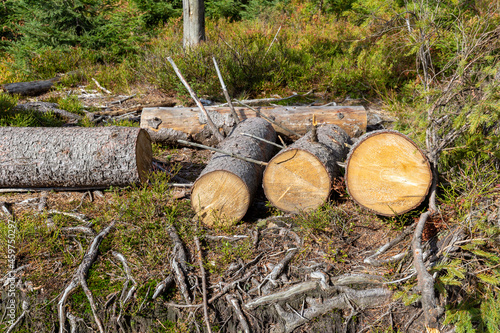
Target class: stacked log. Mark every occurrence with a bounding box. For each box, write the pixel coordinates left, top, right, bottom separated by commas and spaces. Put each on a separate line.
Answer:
191, 117, 277, 225
0, 127, 152, 189
262, 125, 350, 213
141, 106, 367, 145
345, 130, 432, 216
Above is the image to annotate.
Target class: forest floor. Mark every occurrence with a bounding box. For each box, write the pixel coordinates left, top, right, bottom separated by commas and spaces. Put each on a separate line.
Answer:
1, 86, 499, 333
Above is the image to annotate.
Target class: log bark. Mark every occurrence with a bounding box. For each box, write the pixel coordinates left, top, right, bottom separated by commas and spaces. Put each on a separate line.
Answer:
1, 79, 56, 96
0, 127, 152, 189
183, 0, 205, 48
191, 118, 276, 225
345, 130, 432, 216
262, 125, 349, 213
140, 106, 367, 145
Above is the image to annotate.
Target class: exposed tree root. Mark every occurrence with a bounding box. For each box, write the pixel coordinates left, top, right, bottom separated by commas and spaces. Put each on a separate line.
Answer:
5, 301, 29, 333
271, 287, 392, 333
112, 251, 138, 331
226, 294, 250, 333
57, 220, 116, 333
152, 275, 174, 300
412, 211, 443, 332
167, 225, 192, 304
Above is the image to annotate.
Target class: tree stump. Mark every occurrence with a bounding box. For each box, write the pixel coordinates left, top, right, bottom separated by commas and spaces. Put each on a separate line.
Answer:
0, 127, 152, 189
263, 125, 350, 213
191, 118, 277, 225
345, 130, 432, 216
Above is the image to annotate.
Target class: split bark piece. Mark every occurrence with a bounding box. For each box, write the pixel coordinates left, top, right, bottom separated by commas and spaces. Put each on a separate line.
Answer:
191, 117, 277, 225
141, 105, 366, 146
345, 130, 432, 216
0, 126, 152, 189
263, 124, 350, 213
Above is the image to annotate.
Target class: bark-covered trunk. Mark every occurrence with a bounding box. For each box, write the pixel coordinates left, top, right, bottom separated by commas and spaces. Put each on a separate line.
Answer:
191, 118, 277, 225
0, 127, 152, 189
263, 125, 350, 213
345, 129, 432, 216
140, 106, 367, 146
183, 0, 205, 48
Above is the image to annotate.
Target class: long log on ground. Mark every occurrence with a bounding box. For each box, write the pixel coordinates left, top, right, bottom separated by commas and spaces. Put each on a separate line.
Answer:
0, 127, 152, 189
191, 117, 276, 225
345, 130, 432, 216
262, 124, 349, 213
141, 106, 366, 145
1, 72, 77, 96
1, 79, 57, 96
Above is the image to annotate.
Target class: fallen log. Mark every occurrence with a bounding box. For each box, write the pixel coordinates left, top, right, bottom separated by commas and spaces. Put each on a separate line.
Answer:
262, 124, 350, 213
191, 117, 277, 225
0, 127, 152, 189
140, 105, 366, 145
345, 130, 432, 216
1, 79, 57, 96
1, 71, 78, 96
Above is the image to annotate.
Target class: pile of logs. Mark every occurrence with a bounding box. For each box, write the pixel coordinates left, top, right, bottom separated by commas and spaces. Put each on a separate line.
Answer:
188, 116, 432, 223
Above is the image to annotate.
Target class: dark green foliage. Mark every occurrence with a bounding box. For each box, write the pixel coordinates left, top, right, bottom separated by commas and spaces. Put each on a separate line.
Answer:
132, 0, 182, 27
7, 0, 145, 68
0, 0, 19, 51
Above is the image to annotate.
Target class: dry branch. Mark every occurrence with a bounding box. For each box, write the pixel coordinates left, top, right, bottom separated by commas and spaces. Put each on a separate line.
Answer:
194, 230, 211, 333
58, 220, 116, 333
213, 57, 239, 124
167, 57, 225, 143
15, 102, 83, 122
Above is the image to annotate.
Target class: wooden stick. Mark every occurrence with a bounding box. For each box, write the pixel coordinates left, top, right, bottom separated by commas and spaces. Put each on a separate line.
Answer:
91, 78, 111, 94
178, 140, 268, 166
213, 57, 239, 124
194, 225, 212, 333
240, 132, 284, 149
265, 26, 282, 56
234, 99, 301, 137
167, 57, 225, 143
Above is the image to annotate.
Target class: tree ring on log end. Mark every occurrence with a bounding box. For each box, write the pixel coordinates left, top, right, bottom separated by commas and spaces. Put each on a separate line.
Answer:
192, 170, 251, 226
135, 129, 153, 183
345, 130, 432, 216
263, 149, 331, 213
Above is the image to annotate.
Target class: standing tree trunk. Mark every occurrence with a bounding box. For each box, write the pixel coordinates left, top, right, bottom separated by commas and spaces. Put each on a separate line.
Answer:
263, 125, 350, 213
0, 127, 152, 189
183, 0, 205, 48
345, 130, 432, 216
191, 118, 277, 225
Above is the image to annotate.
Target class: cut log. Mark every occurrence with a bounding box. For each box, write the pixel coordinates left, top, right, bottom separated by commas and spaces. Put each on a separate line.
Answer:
345, 130, 432, 216
140, 106, 367, 145
0, 127, 152, 189
263, 125, 350, 213
191, 118, 277, 225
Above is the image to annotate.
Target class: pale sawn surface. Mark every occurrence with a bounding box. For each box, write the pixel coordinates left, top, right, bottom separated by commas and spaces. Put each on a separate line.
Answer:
346, 130, 432, 216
